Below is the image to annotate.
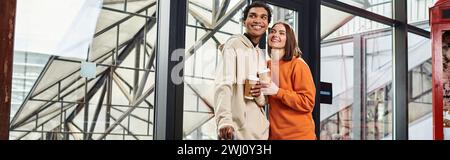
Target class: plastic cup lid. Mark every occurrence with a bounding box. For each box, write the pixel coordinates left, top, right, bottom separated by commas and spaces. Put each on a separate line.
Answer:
259, 68, 270, 74
248, 75, 259, 81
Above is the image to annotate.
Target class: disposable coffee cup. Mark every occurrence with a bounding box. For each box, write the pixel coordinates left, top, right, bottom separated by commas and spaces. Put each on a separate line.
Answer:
244, 75, 259, 100
258, 68, 271, 85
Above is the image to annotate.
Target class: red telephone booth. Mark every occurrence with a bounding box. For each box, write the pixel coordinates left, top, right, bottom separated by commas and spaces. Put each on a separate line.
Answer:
431, 0, 450, 140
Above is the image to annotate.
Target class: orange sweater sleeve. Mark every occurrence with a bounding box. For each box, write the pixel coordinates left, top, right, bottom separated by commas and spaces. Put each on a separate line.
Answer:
274, 60, 316, 113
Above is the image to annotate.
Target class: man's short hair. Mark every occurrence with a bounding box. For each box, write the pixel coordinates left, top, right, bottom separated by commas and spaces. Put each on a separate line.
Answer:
242, 1, 272, 24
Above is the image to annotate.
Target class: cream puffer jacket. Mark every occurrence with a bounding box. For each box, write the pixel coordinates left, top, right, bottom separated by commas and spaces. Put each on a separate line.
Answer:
214, 34, 269, 140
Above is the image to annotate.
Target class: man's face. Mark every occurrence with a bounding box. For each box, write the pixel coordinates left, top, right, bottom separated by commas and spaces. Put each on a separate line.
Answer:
244, 7, 269, 38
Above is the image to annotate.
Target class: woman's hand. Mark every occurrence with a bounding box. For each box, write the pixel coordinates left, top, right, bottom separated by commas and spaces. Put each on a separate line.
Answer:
261, 82, 279, 95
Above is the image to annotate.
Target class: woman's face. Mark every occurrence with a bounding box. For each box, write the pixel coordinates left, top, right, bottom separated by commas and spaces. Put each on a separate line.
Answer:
268, 24, 287, 49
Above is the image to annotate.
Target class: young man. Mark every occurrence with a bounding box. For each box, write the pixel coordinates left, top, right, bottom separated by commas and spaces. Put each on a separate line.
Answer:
214, 2, 272, 140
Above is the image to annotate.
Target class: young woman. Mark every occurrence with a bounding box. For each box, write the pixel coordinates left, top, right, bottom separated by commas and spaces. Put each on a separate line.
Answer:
261, 22, 316, 140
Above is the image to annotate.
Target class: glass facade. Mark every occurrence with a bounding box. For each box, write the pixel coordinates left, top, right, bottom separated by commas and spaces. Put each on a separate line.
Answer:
4, 0, 434, 140
320, 6, 394, 140
408, 33, 432, 140
338, 0, 392, 18
336, 0, 437, 30
11, 52, 50, 117
10, 0, 157, 140
408, 0, 437, 30
183, 0, 298, 140
183, 0, 245, 140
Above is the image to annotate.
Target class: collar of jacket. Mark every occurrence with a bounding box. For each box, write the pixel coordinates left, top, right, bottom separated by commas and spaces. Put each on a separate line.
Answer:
232, 34, 260, 49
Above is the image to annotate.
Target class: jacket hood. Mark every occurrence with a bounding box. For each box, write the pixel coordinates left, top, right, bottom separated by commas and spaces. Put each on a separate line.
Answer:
231, 34, 257, 48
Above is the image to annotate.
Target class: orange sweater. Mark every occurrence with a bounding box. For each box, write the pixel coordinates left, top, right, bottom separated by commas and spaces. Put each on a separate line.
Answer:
268, 57, 316, 140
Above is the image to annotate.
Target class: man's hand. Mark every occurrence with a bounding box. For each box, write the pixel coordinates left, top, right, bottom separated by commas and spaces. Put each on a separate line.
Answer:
250, 81, 262, 97
218, 126, 235, 140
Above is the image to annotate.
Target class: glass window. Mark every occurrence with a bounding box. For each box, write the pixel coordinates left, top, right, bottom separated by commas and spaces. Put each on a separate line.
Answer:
183, 0, 246, 140
364, 33, 393, 140
408, 32, 432, 140
11, 51, 49, 117
320, 6, 393, 140
337, 0, 392, 18
184, 0, 246, 140
10, 0, 158, 140
408, 0, 437, 30
183, 0, 299, 140
322, 5, 390, 41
